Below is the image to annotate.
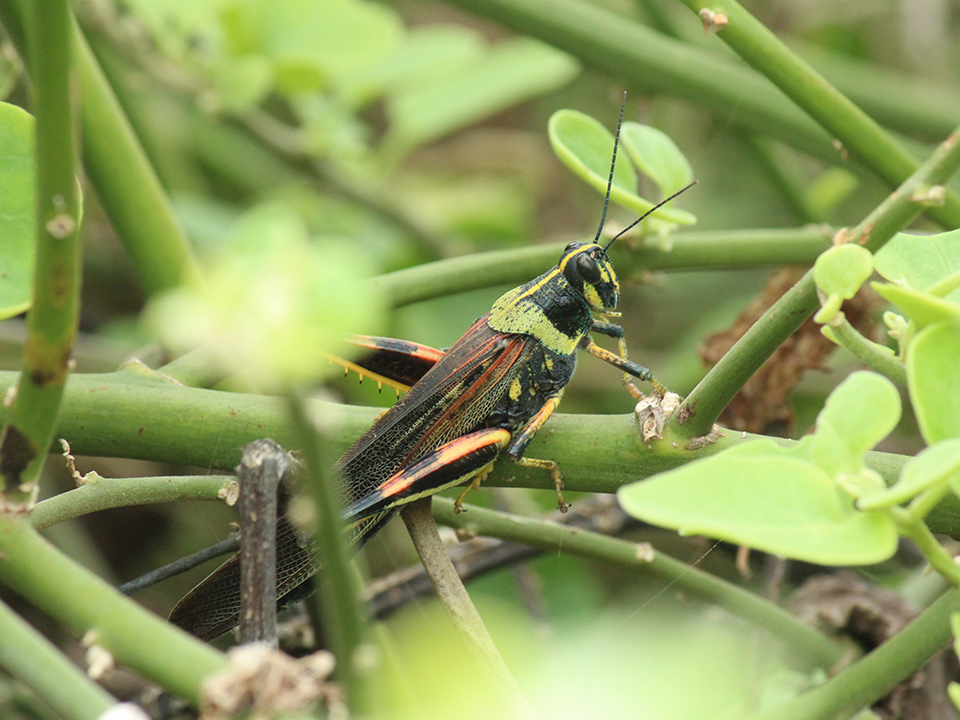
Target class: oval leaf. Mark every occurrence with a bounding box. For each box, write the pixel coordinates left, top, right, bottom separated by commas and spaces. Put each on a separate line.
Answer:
620, 122, 693, 196
548, 110, 695, 226
618, 440, 897, 565
811, 371, 901, 477
814, 244, 873, 300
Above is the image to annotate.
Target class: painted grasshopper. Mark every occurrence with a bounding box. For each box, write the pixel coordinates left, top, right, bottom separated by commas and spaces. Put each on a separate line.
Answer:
170, 107, 692, 641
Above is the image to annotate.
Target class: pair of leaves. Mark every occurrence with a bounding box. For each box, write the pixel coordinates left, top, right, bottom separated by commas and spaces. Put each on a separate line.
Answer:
548, 109, 696, 228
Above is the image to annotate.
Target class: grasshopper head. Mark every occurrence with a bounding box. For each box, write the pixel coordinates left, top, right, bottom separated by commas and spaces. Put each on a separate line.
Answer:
559, 241, 620, 312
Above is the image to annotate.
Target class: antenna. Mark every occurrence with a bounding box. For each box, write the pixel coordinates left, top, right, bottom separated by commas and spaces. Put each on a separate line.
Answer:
604, 181, 697, 251
593, 92, 628, 244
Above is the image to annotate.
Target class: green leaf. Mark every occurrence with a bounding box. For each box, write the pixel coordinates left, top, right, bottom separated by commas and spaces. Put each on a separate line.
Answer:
620, 122, 693, 196
908, 321, 960, 444
549, 110, 695, 226
0, 102, 35, 320
617, 439, 897, 565
875, 230, 960, 303
814, 245, 873, 300
858, 438, 960, 510
871, 282, 960, 327
385, 38, 579, 152
809, 370, 900, 478
813, 244, 873, 324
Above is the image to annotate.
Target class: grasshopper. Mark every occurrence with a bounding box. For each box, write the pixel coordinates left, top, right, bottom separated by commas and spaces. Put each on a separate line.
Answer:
170, 105, 693, 641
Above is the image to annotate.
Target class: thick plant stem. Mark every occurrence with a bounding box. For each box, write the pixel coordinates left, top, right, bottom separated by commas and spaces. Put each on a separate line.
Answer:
0, 369, 921, 526
0, 517, 226, 704
401, 499, 538, 717
672, 125, 960, 438
747, 590, 960, 720
0, 0, 81, 504
72, 22, 201, 293
674, 0, 960, 228
434, 498, 846, 668
0, 598, 116, 720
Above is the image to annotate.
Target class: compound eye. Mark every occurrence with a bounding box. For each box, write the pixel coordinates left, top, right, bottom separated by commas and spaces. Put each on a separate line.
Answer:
564, 241, 582, 253
576, 253, 602, 284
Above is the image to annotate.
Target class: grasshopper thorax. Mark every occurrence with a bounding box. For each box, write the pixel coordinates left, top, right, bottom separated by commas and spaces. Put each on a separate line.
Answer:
558, 241, 619, 313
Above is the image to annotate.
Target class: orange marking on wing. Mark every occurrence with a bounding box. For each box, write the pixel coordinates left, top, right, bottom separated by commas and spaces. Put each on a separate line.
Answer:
378, 429, 511, 498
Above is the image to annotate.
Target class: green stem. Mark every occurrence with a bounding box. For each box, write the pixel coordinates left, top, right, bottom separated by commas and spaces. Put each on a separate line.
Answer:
435, 498, 847, 668
154, 345, 236, 388
673, 0, 960, 229
826, 319, 906, 387
908, 481, 953, 524
401, 499, 537, 716
72, 22, 201, 293
30, 475, 237, 530
748, 590, 960, 720
672, 124, 960, 438
0, 517, 226, 703
0, 368, 920, 525
893, 507, 960, 587
0, 0, 81, 503
374, 226, 832, 307
287, 394, 370, 708
0, 599, 116, 720
743, 136, 819, 224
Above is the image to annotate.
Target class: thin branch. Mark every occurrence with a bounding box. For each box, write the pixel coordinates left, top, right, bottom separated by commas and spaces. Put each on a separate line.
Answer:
373, 226, 832, 308
30, 475, 237, 530
287, 394, 369, 708
827, 320, 906, 387
118, 536, 238, 596
400, 499, 538, 717
433, 498, 847, 668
